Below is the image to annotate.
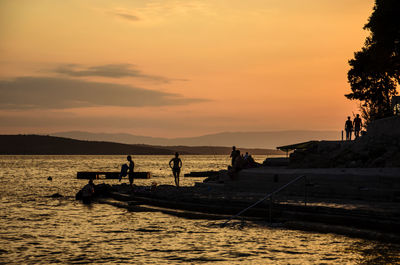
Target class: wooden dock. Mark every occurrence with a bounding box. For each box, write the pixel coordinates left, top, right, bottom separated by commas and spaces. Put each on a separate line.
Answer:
77, 171, 151, 179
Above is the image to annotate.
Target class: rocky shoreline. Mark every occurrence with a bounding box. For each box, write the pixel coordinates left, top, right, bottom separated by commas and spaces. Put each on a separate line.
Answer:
290, 117, 400, 168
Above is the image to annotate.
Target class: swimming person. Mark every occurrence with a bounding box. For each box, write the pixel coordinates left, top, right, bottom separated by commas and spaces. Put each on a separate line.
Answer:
127, 155, 135, 189
169, 152, 182, 187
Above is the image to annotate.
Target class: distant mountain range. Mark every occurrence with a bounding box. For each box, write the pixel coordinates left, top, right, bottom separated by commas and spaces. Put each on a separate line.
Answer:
0, 135, 281, 155
52, 130, 341, 149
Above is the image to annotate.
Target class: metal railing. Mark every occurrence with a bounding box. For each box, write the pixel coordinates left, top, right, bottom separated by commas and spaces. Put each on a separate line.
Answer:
221, 175, 307, 227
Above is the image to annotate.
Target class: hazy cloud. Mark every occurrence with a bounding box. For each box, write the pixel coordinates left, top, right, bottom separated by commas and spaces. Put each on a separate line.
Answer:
0, 109, 237, 134
108, 2, 209, 24
0, 112, 179, 129
53, 64, 176, 83
109, 9, 140, 21
0, 76, 205, 109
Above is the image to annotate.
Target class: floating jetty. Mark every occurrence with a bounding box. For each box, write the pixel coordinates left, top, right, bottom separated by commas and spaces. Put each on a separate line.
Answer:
184, 171, 219, 177
77, 171, 151, 179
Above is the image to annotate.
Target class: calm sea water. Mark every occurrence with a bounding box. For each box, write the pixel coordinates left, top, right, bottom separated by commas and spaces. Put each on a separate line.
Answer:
1, 155, 399, 264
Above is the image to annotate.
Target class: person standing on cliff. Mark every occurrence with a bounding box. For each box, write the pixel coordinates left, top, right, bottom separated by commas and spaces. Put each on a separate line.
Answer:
127, 155, 135, 189
353, 114, 362, 139
169, 152, 182, 187
345, 116, 353, 140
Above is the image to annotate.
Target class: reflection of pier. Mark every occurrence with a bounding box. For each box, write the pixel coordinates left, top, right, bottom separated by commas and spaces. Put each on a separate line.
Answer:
77, 171, 151, 179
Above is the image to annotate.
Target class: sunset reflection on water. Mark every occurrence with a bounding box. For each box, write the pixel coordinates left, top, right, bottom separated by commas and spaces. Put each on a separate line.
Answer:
0, 155, 399, 264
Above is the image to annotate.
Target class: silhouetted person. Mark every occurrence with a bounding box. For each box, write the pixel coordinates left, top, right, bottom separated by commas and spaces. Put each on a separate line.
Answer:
230, 146, 237, 166
243, 153, 256, 168
233, 150, 244, 170
169, 152, 182, 187
81, 179, 95, 204
353, 114, 362, 139
228, 150, 245, 179
127, 155, 135, 189
345, 116, 353, 140
247, 155, 256, 166
119, 163, 129, 182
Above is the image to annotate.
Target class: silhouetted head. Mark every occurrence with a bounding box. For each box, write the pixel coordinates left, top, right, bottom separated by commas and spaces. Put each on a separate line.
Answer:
356, 114, 360, 118
89, 179, 93, 185
175, 152, 179, 157
347, 116, 351, 120
232, 146, 236, 150
127, 155, 132, 161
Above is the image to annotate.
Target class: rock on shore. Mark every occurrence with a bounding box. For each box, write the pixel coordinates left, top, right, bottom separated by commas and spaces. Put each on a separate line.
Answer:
289, 116, 400, 168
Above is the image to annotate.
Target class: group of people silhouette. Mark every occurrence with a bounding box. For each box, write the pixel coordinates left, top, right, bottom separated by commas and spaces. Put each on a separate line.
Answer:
344, 114, 363, 140
228, 146, 258, 178
119, 153, 183, 188
119, 148, 257, 188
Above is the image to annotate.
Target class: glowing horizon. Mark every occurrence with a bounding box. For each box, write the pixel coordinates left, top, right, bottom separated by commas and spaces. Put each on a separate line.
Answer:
0, 0, 374, 138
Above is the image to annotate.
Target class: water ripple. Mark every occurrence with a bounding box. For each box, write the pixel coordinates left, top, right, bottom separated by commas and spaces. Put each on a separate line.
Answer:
1, 155, 399, 264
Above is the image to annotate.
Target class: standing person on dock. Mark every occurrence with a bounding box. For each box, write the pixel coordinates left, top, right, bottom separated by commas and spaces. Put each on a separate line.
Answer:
169, 152, 182, 187
345, 116, 353, 140
127, 155, 135, 189
230, 146, 237, 166
353, 114, 362, 139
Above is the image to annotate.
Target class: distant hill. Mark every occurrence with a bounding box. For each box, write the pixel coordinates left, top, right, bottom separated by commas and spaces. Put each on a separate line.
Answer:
0, 135, 174, 155
0, 135, 282, 155
52, 130, 341, 149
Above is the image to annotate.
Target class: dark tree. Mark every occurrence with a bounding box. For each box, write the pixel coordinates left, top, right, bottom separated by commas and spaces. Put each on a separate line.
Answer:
346, 0, 400, 123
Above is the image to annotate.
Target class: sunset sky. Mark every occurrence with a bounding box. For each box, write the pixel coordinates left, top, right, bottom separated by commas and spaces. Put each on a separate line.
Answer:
0, 0, 374, 138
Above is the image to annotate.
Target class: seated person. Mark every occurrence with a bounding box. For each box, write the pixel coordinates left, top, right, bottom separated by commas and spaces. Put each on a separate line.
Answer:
81, 179, 95, 203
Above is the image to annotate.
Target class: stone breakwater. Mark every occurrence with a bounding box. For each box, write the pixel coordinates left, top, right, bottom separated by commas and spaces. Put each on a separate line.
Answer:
290, 116, 400, 168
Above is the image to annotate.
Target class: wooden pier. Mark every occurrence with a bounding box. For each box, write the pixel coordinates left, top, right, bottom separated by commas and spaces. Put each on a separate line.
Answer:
77, 171, 151, 179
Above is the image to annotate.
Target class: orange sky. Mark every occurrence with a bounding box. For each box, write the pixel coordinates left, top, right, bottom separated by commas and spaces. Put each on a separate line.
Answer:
0, 0, 375, 137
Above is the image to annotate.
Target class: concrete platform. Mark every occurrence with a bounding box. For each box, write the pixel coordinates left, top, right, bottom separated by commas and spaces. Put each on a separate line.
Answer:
224, 167, 400, 201
89, 183, 400, 242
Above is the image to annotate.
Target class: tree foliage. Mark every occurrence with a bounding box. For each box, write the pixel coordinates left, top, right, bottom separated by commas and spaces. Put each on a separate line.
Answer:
346, 0, 400, 123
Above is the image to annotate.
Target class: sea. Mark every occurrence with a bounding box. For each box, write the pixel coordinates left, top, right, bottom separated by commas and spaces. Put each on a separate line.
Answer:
1, 155, 399, 264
